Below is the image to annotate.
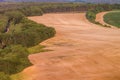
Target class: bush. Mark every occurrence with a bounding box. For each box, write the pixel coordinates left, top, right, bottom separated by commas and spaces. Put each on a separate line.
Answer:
86, 10, 96, 22
0, 72, 11, 80
0, 45, 31, 74
5, 11, 24, 25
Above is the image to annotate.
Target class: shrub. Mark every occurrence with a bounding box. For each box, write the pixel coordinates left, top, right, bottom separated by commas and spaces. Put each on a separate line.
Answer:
86, 10, 96, 22
0, 72, 11, 80
0, 45, 31, 74
5, 11, 24, 25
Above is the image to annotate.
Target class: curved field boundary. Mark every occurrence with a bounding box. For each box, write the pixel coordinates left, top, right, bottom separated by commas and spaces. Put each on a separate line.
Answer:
104, 11, 120, 28
96, 11, 119, 28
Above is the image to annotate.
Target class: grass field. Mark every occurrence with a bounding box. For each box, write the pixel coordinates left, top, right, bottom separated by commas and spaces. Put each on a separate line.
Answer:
104, 11, 120, 28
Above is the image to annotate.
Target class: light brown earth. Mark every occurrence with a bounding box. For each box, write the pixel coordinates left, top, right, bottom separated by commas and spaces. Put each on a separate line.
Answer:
96, 12, 109, 25
22, 13, 120, 80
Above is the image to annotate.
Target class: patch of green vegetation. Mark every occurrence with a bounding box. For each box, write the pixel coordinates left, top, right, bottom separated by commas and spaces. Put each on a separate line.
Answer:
104, 11, 120, 28
0, 12, 56, 48
0, 45, 31, 80
0, 10, 56, 80
8, 23, 22, 33
0, 72, 11, 80
0, 45, 31, 75
11, 73, 23, 80
28, 45, 51, 54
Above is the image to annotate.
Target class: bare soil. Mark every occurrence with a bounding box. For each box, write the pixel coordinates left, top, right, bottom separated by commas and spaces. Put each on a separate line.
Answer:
22, 13, 120, 80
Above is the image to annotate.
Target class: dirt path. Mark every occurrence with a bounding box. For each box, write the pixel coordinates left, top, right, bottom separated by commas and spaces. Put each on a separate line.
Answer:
22, 13, 120, 80
96, 11, 116, 28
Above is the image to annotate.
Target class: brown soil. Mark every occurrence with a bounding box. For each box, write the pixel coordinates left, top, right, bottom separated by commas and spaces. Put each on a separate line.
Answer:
22, 13, 120, 80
